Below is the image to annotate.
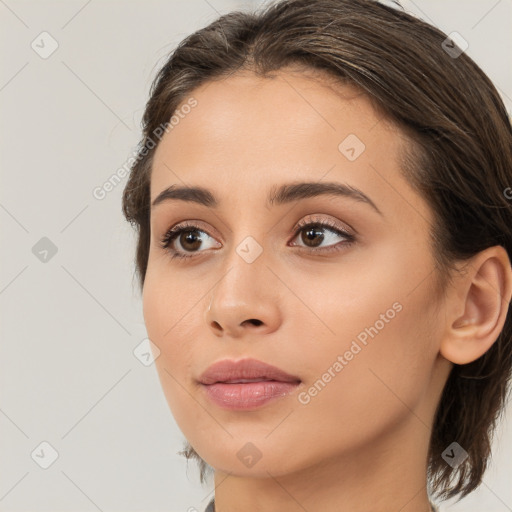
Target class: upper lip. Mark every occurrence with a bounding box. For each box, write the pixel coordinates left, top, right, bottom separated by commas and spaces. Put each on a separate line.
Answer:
199, 358, 301, 385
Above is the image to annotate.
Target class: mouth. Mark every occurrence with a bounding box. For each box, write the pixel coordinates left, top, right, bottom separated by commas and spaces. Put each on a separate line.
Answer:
198, 358, 301, 410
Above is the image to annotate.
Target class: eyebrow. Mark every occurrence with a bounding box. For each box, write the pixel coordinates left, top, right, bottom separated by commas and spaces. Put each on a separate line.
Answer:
151, 181, 383, 216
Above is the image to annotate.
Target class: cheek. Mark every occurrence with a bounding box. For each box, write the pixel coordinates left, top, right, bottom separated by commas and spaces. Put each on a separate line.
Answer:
302, 280, 438, 432
293, 249, 440, 411
142, 270, 197, 376
142, 272, 204, 428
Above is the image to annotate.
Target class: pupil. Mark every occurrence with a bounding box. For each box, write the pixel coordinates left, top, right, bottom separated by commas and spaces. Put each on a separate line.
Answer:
303, 225, 324, 247
182, 229, 201, 250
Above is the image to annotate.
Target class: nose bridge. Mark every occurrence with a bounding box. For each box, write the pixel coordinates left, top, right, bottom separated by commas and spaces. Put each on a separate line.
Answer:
216, 230, 269, 300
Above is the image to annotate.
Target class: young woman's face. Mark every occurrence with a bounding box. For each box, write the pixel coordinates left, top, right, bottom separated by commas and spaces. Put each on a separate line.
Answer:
143, 68, 452, 478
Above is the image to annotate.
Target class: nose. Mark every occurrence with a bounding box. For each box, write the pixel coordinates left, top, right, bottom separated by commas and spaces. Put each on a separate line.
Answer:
204, 249, 282, 338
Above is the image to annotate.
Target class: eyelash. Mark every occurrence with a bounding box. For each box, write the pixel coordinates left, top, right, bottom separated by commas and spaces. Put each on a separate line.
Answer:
159, 217, 356, 260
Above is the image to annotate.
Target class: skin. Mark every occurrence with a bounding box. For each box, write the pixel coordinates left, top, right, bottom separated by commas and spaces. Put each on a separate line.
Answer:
142, 67, 512, 512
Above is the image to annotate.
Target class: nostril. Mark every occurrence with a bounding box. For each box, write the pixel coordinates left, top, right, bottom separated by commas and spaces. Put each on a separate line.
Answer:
245, 319, 263, 326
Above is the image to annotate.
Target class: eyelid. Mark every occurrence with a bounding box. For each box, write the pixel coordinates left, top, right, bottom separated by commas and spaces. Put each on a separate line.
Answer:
292, 213, 355, 237
160, 219, 217, 240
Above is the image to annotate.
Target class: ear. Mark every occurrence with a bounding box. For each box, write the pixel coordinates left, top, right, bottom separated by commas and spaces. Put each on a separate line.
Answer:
440, 245, 512, 365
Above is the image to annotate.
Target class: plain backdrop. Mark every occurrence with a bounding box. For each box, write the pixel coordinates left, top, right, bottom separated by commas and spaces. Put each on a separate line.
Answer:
1, 0, 511, 511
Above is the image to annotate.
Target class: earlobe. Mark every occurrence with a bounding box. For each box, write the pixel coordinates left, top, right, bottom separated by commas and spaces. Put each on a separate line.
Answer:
439, 245, 512, 366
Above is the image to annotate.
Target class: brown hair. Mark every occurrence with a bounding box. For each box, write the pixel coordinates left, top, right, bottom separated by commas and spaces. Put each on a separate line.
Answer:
122, 0, 512, 502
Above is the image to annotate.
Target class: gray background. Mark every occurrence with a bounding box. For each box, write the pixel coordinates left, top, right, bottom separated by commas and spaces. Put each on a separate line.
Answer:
1, 0, 511, 511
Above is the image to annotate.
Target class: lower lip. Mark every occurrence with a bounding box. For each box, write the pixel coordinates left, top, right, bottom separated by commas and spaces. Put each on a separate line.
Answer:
201, 381, 300, 410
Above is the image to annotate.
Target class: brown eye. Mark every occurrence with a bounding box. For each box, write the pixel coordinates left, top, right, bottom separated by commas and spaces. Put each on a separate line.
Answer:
300, 225, 326, 248
177, 229, 203, 251
160, 223, 220, 260
290, 221, 355, 252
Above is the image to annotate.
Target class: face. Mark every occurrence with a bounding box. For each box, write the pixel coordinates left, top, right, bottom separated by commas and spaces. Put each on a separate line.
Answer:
143, 67, 450, 477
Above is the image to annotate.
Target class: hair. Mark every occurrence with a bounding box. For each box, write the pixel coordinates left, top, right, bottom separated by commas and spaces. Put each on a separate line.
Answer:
122, 0, 512, 503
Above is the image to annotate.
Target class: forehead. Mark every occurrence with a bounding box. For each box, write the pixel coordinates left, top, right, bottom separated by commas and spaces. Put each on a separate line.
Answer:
156, 68, 383, 161
150, 68, 431, 225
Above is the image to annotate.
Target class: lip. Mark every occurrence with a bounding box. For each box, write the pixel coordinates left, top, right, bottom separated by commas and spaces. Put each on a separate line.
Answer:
198, 358, 301, 410
199, 358, 301, 385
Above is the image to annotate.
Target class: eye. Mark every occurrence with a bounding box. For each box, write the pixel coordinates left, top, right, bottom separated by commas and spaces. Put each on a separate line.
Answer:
159, 216, 356, 260
159, 221, 220, 260
289, 216, 355, 254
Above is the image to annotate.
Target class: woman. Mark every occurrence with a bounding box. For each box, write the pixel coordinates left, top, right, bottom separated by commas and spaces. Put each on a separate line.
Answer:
122, 0, 512, 510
